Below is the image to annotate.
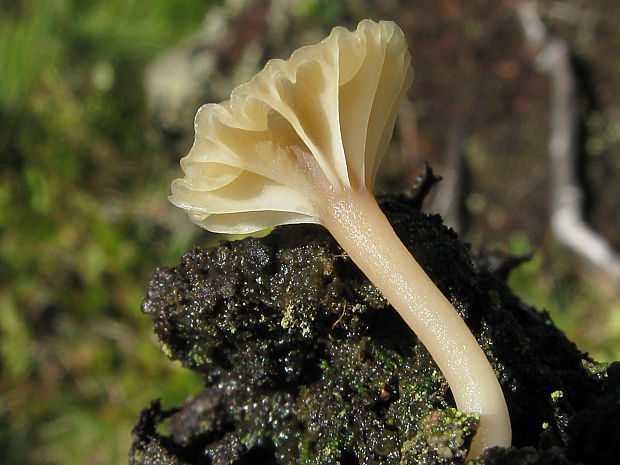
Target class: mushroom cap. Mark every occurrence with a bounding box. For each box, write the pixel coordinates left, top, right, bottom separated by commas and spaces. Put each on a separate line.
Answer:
170, 19, 413, 234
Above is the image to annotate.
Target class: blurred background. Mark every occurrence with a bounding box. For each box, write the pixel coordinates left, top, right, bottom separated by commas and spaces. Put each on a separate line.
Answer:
1, 0, 619, 463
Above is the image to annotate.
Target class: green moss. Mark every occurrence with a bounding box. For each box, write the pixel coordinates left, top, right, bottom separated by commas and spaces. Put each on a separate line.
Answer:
400, 409, 476, 464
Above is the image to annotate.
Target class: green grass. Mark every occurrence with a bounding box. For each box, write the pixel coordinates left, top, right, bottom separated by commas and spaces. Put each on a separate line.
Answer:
0, 1, 213, 463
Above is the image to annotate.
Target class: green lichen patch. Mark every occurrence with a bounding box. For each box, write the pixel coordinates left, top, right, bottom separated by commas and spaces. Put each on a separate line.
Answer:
400, 409, 477, 464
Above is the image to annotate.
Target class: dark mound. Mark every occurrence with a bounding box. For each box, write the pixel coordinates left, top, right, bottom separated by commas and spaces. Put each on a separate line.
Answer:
130, 188, 619, 465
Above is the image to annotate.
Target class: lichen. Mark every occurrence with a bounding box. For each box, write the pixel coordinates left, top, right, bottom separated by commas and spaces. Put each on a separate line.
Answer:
131, 186, 620, 465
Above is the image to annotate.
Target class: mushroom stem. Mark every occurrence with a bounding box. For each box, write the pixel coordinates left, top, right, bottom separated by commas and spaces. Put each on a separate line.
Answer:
319, 187, 511, 457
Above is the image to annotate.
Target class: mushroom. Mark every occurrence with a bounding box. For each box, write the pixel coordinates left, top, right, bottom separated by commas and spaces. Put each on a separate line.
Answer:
170, 19, 511, 457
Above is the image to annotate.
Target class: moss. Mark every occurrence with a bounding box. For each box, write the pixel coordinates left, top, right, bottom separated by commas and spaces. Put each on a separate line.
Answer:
132, 187, 620, 465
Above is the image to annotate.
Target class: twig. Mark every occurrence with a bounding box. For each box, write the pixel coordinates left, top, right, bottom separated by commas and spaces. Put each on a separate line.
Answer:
514, 0, 620, 284
429, 118, 467, 234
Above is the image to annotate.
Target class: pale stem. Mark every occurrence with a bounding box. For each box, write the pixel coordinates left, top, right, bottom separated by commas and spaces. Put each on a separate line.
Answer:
319, 188, 512, 457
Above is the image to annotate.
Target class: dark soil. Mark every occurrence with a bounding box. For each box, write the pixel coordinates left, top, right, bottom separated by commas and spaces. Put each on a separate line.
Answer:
130, 189, 620, 464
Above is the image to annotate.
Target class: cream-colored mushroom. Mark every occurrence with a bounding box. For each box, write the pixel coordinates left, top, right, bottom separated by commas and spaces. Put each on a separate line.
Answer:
170, 19, 511, 457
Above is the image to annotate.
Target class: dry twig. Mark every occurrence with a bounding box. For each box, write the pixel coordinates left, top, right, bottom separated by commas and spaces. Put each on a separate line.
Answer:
515, 0, 620, 284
